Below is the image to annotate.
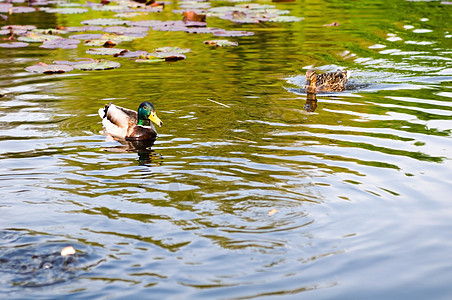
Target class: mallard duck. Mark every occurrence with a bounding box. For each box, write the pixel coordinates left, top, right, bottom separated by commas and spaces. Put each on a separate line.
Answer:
98, 101, 162, 141
305, 69, 349, 92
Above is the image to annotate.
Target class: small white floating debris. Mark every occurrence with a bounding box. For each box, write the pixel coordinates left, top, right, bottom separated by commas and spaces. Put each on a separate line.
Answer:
420, 18, 429, 22
61, 246, 76, 257
268, 209, 279, 216
413, 29, 433, 33
207, 98, 231, 108
404, 25, 414, 30
233, 136, 257, 143
368, 44, 386, 49
387, 36, 403, 42
405, 40, 435, 45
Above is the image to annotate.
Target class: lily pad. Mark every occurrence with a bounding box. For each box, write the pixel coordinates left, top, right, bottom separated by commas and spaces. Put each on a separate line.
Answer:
73, 59, 121, 70
135, 56, 165, 63
83, 39, 119, 47
212, 30, 254, 37
86, 47, 126, 55
114, 50, 148, 58
25, 63, 74, 74
97, 33, 138, 42
64, 26, 104, 32
32, 28, 67, 35
129, 20, 163, 27
53, 59, 94, 65
81, 18, 130, 26
18, 33, 63, 43
155, 46, 191, 54
149, 52, 186, 61
185, 27, 222, 34
0, 42, 29, 48
43, 7, 88, 14
102, 26, 149, 36
204, 39, 238, 47
1, 24, 36, 31
69, 33, 104, 40
0, 3, 13, 13
11, 6, 35, 13
91, 5, 125, 12
114, 12, 144, 18
268, 16, 304, 22
40, 38, 80, 49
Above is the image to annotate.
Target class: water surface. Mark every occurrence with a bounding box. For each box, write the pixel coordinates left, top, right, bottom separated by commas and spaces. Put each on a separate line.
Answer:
1, 0, 452, 298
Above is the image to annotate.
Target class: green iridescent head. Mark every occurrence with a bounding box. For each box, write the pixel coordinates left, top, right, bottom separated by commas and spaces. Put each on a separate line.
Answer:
137, 102, 162, 127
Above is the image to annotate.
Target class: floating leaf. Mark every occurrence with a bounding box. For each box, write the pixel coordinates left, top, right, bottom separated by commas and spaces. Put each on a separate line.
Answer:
180, 2, 211, 9
114, 50, 148, 58
64, 26, 104, 32
25, 63, 74, 74
91, 5, 125, 12
11, 6, 36, 13
0, 3, 12, 13
53, 59, 94, 65
1, 25, 36, 30
149, 52, 186, 61
99, 33, 137, 42
81, 18, 130, 26
0, 41, 29, 48
43, 7, 88, 14
129, 20, 163, 27
32, 28, 67, 35
73, 59, 121, 70
114, 12, 144, 18
268, 16, 304, 22
69, 33, 104, 40
155, 46, 191, 54
135, 56, 165, 63
58, 2, 83, 7
102, 26, 149, 36
204, 39, 238, 47
212, 30, 254, 37
185, 27, 221, 34
83, 39, 119, 47
18, 33, 63, 43
86, 47, 126, 55
40, 38, 80, 49
1, 25, 36, 35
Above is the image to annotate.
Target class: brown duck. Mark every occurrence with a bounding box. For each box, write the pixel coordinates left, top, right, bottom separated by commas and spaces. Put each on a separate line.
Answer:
305, 69, 349, 92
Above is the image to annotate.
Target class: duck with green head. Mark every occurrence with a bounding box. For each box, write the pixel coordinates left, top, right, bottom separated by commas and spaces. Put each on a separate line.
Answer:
98, 101, 162, 141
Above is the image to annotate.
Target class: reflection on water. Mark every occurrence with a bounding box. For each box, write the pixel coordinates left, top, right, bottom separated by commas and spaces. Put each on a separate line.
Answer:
101, 139, 163, 166
304, 92, 318, 112
1, 0, 452, 299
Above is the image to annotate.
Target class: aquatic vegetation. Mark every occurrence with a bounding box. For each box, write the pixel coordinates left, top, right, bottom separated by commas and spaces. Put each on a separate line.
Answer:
204, 39, 238, 47
25, 63, 74, 74
40, 38, 81, 49
0, 42, 29, 48
73, 59, 121, 70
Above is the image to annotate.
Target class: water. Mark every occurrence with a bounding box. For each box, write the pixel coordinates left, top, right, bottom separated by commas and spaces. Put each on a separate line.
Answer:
1, 0, 452, 298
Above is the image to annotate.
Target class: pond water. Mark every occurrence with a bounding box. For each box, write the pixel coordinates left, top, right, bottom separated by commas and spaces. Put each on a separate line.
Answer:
1, 0, 452, 298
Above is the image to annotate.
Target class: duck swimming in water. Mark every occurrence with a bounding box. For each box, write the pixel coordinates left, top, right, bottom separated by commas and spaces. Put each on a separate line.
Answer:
305, 69, 349, 92
98, 101, 162, 141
